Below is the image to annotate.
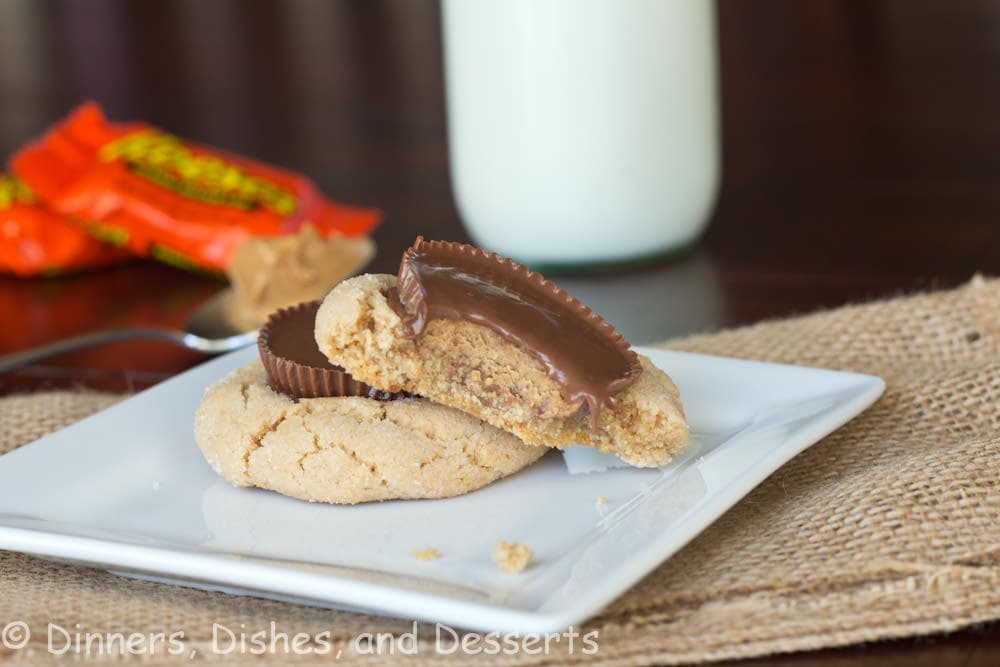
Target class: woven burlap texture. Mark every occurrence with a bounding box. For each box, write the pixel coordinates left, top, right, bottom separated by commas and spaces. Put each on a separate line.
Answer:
1, 277, 998, 666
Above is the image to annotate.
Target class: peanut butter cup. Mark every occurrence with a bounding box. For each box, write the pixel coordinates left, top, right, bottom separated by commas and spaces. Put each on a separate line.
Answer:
388, 237, 642, 427
259, 301, 405, 400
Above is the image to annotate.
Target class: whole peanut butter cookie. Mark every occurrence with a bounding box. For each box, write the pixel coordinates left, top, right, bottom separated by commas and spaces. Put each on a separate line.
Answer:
194, 361, 547, 504
315, 272, 689, 468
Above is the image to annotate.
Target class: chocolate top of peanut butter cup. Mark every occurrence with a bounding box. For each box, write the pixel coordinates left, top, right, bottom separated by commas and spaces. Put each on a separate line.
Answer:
259, 301, 407, 400
388, 237, 642, 427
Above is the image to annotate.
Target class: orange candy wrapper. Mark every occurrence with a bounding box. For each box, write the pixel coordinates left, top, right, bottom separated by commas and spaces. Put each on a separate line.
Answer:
12, 102, 381, 272
0, 173, 128, 277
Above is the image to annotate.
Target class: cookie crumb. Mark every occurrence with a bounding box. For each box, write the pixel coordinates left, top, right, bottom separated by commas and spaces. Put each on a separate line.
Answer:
595, 495, 609, 514
412, 547, 440, 561
493, 540, 532, 573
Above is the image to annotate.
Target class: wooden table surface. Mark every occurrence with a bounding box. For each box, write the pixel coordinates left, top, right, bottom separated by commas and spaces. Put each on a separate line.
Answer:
1, 1, 997, 663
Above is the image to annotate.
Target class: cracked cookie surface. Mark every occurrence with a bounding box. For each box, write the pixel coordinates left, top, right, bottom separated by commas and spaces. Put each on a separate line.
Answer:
194, 361, 547, 504
315, 274, 690, 468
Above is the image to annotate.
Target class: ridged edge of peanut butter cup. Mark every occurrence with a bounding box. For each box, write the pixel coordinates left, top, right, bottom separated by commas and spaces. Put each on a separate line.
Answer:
395, 237, 643, 396
258, 301, 407, 400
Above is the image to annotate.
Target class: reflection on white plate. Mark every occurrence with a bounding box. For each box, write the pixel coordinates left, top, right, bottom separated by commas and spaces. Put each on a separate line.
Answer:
0, 346, 883, 633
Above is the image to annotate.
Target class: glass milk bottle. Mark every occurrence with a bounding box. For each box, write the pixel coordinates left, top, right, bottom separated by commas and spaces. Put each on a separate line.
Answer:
442, 0, 720, 269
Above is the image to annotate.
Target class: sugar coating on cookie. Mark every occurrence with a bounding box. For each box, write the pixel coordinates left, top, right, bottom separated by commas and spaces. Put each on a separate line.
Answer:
315, 274, 690, 468
194, 361, 546, 504
494, 540, 532, 573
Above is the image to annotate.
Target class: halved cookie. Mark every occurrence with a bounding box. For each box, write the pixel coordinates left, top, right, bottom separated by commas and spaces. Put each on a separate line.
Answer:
315, 273, 689, 468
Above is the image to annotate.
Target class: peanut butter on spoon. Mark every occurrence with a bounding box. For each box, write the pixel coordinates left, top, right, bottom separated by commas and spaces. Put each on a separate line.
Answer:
224, 224, 374, 331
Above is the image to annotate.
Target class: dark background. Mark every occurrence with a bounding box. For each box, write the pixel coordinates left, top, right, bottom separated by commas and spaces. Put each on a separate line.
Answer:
1, 1, 998, 663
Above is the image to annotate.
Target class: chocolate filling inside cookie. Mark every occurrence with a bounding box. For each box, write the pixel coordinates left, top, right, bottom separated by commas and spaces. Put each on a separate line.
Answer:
259, 301, 409, 401
388, 237, 642, 428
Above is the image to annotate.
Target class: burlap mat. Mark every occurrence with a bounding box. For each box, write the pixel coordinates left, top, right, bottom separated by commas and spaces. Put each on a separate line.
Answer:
1, 277, 998, 665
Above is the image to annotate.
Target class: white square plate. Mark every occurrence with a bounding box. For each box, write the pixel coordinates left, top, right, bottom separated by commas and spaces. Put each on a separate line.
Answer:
0, 346, 883, 633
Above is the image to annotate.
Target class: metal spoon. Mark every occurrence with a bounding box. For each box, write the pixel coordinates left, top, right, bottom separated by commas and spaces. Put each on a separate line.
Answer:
0, 289, 257, 375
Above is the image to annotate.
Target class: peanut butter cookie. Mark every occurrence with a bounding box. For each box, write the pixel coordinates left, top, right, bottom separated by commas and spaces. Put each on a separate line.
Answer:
194, 361, 547, 504
315, 274, 689, 467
